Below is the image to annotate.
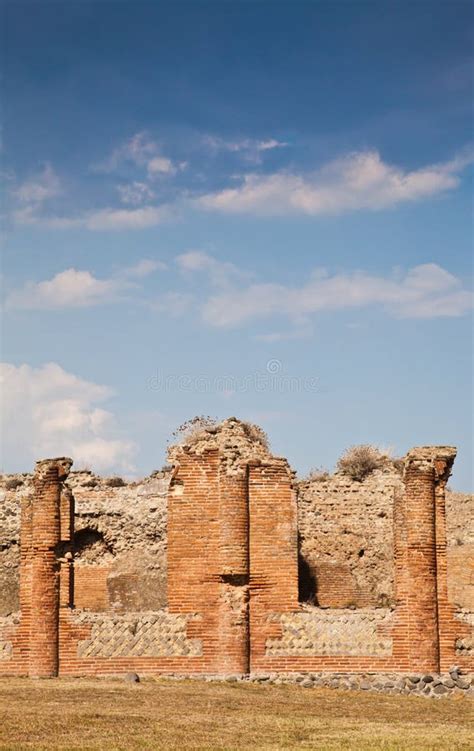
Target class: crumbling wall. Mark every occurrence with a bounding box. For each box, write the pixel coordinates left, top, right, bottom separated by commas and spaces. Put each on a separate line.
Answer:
1, 471, 473, 620
0, 470, 169, 618
0, 476, 30, 616
446, 491, 474, 614
0, 427, 473, 679
68, 471, 168, 612
297, 467, 403, 608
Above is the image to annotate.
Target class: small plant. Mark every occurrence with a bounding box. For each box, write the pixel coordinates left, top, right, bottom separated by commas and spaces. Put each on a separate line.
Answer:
337, 444, 386, 482
170, 415, 219, 445
239, 420, 269, 450
105, 476, 125, 487
391, 457, 405, 474
305, 467, 330, 482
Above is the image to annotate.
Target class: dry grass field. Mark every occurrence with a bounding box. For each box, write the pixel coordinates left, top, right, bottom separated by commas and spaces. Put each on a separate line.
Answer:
0, 678, 472, 750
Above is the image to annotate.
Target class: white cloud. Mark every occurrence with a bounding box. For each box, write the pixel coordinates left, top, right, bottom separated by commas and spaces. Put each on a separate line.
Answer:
195, 259, 473, 327
147, 156, 177, 176
19, 204, 173, 231
5, 269, 125, 310
96, 131, 184, 179
203, 135, 287, 161
176, 250, 248, 286
149, 291, 194, 316
117, 181, 156, 205
5, 259, 164, 311
197, 149, 473, 216
99, 132, 157, 171
122, 259, 166, 278
0, 362, 136, 473
81, 205, 171, 231
14, 164, 61, 204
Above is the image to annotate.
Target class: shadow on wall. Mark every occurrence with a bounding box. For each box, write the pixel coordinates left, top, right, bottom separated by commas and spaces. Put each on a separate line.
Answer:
74, 528, 113, 562
298, 533, 318, 605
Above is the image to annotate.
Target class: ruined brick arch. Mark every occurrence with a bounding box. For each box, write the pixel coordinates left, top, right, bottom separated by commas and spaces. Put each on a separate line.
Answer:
74, 528, 112, 561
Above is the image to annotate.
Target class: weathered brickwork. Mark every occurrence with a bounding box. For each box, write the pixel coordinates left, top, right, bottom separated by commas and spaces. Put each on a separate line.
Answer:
0, 419, 473, 679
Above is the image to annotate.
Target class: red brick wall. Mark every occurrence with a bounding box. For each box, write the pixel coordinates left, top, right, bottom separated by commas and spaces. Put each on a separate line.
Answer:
248, 460, 298, 672
2, 443, 472, 678
73, 567, 110, 611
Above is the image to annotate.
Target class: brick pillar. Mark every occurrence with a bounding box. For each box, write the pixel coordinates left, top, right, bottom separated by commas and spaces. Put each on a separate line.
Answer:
248, 460, 298, 671
403, 447, 454, 673
217, 466, 250, 673
29, 457, 72, 678
14, 495, 34, 668
59, 484, 75, 609
168, 449, 250, 674
430, 448, 460, 672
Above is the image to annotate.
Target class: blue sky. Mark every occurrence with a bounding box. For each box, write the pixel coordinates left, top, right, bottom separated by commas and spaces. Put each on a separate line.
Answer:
1, 1, 473, 489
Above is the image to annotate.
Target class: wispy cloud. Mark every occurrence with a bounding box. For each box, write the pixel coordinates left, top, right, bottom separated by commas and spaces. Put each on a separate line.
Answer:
178, 252, 473, 328
204, 263, 473, 325
12, 164, 62, 225
5, 259, 163, 311
197, 149, 473, 216
203, 135, 288, 163
77, 205, 173, 231
13, 163, 61, 204
9, 143, 473, 231
18, 204, 174, 231
117, 181, 156, 205
0, 362, 136, 472
95, 131, 185, 178
176, 250, 249, 286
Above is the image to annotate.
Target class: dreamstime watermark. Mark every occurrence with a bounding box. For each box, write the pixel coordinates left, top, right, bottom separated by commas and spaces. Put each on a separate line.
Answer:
148, 359, 318, 394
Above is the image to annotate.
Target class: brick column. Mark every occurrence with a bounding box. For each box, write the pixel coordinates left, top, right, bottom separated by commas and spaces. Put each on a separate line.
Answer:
29, 457, 72, 678
59, 484, 75, 609
248, 460, 299, 671
217, 466, 250, 673
168, 449, 250, 674
403, 447, 454, 673
430, 448, 460, 671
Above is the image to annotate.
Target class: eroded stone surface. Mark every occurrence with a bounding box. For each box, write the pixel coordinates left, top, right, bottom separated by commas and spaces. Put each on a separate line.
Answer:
74, 610, 202, 658
266, 606, 393, 656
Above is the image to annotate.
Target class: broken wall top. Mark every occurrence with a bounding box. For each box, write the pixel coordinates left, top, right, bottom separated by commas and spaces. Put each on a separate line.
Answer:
167, 417, 287, 476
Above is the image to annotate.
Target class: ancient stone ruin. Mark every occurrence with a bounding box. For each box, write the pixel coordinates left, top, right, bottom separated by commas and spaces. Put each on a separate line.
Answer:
0, 418, 473, 692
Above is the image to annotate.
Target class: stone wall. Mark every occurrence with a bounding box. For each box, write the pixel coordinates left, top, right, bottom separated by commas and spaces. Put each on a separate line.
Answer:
297, 467, 402, 608
0, 470, 169, 618
72, 610, 201, 658
266, 606, 394, 657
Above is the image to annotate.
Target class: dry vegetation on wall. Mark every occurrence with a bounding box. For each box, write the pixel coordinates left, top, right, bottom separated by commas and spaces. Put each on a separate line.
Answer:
0, 678, 472, 751
169, 415, 270, 451
336, 445, 391, 482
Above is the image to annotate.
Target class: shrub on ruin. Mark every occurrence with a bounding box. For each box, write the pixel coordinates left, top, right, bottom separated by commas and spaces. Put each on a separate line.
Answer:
336, 444, 386, 482
305, 467, 330, 482
391, 457, 405, 475
4, 477, 24, 490
170, 415, 219, 445
239, 420, 269, 450
105, 476, 125, 487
